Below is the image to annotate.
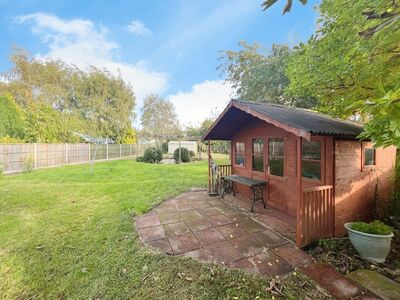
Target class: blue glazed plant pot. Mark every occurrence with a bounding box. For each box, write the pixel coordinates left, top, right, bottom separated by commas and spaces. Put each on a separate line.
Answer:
344, 222, 393, 263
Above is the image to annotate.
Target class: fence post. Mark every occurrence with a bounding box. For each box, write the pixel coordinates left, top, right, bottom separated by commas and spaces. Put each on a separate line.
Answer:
120, 144, 122, 157
34, 143, 37, 169
88, 143, 91, 162
130, 144, 132, 156
65, 143, 68, 165
106, 144, 109, 160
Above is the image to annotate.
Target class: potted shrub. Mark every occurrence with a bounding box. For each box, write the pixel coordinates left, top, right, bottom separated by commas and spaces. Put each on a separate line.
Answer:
344, 220, 394, 263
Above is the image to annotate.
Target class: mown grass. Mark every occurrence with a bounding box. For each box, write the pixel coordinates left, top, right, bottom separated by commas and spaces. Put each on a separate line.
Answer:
0, 157, 324, 299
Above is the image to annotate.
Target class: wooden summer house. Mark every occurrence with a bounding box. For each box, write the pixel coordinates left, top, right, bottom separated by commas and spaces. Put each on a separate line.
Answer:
203, 100, 397, 247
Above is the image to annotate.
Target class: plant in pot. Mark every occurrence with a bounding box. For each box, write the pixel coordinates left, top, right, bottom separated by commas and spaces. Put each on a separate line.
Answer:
344, 220, 394, 263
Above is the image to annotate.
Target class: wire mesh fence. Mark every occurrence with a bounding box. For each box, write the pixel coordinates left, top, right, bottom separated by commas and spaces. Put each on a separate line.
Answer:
0, 142, 154, 174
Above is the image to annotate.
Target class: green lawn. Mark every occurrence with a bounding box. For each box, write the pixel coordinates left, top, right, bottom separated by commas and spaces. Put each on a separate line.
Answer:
0, 158, 324, 299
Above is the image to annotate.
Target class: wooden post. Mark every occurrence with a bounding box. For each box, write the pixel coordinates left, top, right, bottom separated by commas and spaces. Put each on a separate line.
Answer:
208, 139, 211, 193
65, 143, 68, 165
296, 136, 303, 248
198, 139, 201, 160
33, 143, 37, 169
88, 143, 91, 161
106, 144, 109, 160
120, 144, 122, 157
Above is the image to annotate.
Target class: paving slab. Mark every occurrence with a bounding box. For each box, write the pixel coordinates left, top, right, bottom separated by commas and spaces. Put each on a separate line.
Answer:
180, 210, 203, 220
147, 239, 173, 255
191, 200, 210, 209
206, 214, 232, 226
135, 191, 302, 281
171, 199, 194, 211
193, 228, 226, 246
206, 198, 223, 206
238, 219, 266, 233
155, 201, 177, 212
215, 223, 248, 240
213, 203, 235, 213
249, 252, 293, 277
229, 234, 265, 257
225, 212, 252, 223
181, 249, 212, 262
301, 263, 362, 300
348, 269, 400, 300
186, 218, 212, 231
138, 225, 166, 242
198, 206, 220, 217
168, 232, 201, 254
204, 241, 245, 265
157, 211, 182, 224
272, 243, 314, 267
252, 230, 286, 247
164, 221, 191, 237
135, 214, 161, 229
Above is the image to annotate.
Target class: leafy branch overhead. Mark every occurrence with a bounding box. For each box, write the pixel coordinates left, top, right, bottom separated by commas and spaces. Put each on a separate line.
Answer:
253, 0, 400, 147
262, 0, 307, 15
262, 0, 400, 39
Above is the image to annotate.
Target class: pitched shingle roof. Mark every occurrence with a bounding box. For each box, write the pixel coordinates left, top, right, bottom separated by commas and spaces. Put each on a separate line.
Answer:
203, 100, 364, 141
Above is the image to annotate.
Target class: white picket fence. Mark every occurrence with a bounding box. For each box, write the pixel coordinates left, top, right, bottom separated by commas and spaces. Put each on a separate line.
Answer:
0, 142, 155, 174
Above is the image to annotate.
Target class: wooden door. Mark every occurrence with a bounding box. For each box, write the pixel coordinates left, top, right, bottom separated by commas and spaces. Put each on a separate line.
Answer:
265, 137, 286, 212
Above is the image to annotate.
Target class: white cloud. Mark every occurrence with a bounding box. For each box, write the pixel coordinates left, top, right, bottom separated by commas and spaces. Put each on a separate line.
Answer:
127, 20, 151, 35
15, 13, 167, 101
168, 80, 232, 126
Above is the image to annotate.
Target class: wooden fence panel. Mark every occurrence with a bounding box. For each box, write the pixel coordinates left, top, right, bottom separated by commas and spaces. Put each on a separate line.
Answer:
0, 143, 140, 174
37, 144, 65, 168
0, 144, 35, 173
299, 185, 334, 247
68, 143, 90, 164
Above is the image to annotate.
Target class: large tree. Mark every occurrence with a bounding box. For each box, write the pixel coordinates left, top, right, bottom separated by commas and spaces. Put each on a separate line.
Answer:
285, 0, 400, 147
1, 49, 137, 143
219, 42, 316, 108
0, 94, 25, 139
140, 94, 181, 139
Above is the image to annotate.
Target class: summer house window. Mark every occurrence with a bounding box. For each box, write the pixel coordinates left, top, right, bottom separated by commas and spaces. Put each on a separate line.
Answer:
252, 139, 264, 172
268, 138, 284, 177
302, 141, 321, 180
235, 142, 245, 166
364, 148, 376, 166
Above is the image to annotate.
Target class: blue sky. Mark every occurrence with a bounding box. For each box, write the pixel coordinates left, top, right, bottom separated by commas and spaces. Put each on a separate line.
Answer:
0, 0, 320, 125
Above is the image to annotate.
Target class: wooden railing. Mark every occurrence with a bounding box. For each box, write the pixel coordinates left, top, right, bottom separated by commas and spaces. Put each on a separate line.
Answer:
218, 164, 232, 177
298, 185, 334, 247
208, 161, 232, 195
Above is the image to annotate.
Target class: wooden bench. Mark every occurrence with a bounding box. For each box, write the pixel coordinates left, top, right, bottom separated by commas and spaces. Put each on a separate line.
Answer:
220, 175, 267, 212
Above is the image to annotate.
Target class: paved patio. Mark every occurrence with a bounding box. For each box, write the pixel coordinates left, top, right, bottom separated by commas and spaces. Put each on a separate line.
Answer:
135, 189, 312, 277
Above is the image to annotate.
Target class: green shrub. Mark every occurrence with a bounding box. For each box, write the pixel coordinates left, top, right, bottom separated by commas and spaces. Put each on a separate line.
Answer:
143, 148, 163, 163
161, 142, 169, 154
189, 150, 195, 158
23, 155, 35, 173
174, 147, 190, 163
136, 156, 144, 162
351, 220, 393, 235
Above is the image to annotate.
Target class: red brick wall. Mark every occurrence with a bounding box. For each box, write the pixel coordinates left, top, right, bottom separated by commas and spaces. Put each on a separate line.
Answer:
334, 141, 397, 235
